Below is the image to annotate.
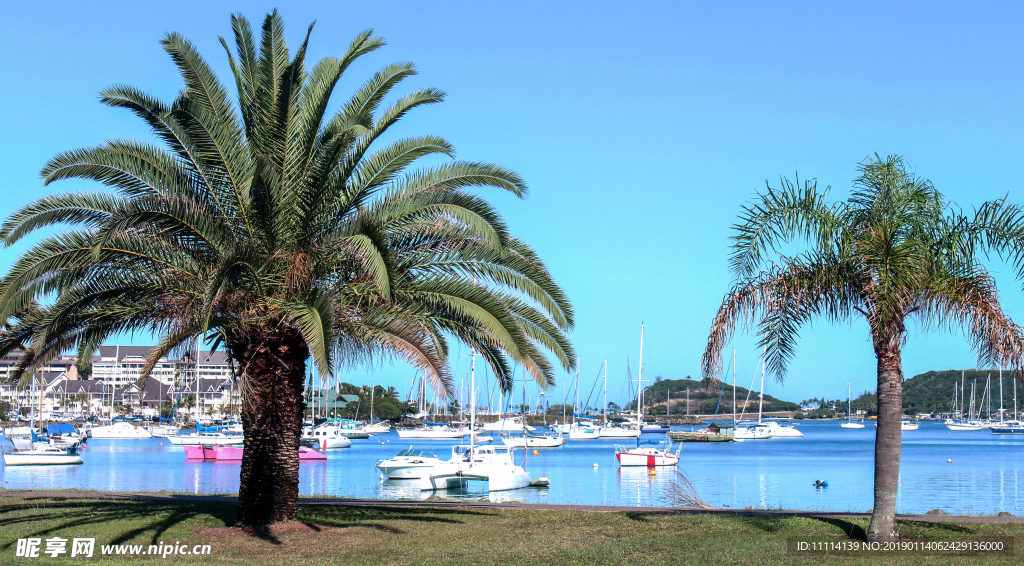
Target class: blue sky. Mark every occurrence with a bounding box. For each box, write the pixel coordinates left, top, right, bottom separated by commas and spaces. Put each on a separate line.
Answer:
2, 2, 1023, 408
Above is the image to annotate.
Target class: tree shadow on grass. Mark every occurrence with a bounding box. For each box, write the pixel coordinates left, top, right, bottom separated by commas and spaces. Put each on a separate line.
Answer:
0, 497, 495, 549
297, 504, 491, 530
808, 517, 868, 541
0, 497, 236, 547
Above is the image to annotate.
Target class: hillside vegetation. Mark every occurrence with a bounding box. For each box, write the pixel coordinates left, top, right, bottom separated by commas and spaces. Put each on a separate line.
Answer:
628, 378, 799, 416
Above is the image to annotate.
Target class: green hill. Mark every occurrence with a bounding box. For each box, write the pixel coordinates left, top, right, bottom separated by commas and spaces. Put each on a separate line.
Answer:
627, 378, 799, 416
901, 369, 1020, 415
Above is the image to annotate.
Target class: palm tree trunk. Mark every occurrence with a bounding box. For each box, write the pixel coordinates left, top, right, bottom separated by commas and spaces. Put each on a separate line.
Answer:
868, 344, 903, 542
227, 325, 309, 530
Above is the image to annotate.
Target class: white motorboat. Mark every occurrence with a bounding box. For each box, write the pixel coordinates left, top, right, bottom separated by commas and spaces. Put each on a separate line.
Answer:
568, 427, 603, 440
482, 416, 536, 433
418, 444, 533, 491
733, 423, 771, 439
614, 443, 680, 466
302, 426, 353, 449
149, 424, 181, 438
167, 432, 244, 445
599, 426, 642, 438
840, 421, 866, 429
550, 422, 571, 434
873, 420, 919, 431
364, 423, 392, 434
760, 419, 804, 438
500, 434, 565, 448
396, 426, 468, 439
89, 422, 153, 439
376, 448, 446, 479
3, 445, 83, 466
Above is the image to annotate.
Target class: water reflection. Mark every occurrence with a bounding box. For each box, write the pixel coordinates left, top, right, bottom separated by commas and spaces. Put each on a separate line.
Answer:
3, 422, 1023, 513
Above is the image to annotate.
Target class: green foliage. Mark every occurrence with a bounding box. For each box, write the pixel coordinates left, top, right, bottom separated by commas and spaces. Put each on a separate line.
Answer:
0, 11, 576, 400
629, 377, 799, 414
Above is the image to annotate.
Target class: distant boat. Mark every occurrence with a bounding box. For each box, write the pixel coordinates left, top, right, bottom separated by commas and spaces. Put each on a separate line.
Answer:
89, 422, 153, 439
482, 416, 535, 433
168, 432, 243, 446
874, 420, 919, 431
396, 426, 468, 439
840, 382, 865, 429
641, 422, 671, 433
500, 434, 565, 448
945, 420, 984, 431
184, 445, 325, 461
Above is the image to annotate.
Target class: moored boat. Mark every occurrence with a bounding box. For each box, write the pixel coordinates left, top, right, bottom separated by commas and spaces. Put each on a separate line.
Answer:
89, 422, 153, 439
396, 426, 468, 439
614, 443, 680, 466
3, 445, 83, 466
168, 432, 244, 445
376, 448, 446, 479
184, 445, 325, 460
500, 434, 565, 448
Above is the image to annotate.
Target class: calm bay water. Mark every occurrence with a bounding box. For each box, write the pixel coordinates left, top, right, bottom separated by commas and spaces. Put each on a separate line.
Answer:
3, 421, 1023, 514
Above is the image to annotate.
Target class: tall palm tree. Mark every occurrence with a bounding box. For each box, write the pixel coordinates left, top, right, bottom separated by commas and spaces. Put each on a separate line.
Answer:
703, 154, 1024, 541
0, 11, 574, 529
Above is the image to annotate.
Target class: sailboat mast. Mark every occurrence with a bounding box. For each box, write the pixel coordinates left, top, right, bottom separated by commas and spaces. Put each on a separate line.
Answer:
470, 348, 476, 450
574, 359, 580, 425
758, 346, 766, 423
603, 359, 608, 425
961, 372, 965, 419
1000, 365, 1005, 424
636, 323, 644, 430
732, 348, 737, 426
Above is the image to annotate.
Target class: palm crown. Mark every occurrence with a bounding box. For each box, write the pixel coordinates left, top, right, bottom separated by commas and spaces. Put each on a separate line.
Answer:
701, 154, 1024, 541
704, 154, 1024, 381
0, 11, 575, 393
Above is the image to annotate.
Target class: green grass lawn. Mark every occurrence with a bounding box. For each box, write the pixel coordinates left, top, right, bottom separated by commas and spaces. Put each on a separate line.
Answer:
0, 494, 1020, 565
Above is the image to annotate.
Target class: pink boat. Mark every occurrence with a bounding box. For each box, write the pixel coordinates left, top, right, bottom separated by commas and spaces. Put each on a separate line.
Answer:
184, 445, 326, 461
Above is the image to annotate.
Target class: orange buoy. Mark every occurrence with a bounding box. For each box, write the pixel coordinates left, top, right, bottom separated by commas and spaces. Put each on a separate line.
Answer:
322, 439, 327, 451
532, 450, 539, 455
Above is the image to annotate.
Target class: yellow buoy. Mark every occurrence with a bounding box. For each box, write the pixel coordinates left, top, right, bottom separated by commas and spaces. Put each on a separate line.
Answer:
649, 469, 656, 476
532, 450, 539, 455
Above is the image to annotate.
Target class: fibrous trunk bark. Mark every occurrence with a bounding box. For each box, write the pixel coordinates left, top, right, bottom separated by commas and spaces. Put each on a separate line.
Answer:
867, 344, 903, 542
226, 324, 308, 530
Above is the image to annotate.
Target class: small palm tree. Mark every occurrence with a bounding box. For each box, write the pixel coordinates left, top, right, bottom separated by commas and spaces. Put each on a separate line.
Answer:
703, 154, 1024, 541
0, 11, 574, 529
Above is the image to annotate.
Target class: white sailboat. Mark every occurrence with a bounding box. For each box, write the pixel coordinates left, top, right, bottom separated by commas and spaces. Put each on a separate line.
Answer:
614, 323, 680, 467
840, 382, 865, 429
364, 382, 392, 433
